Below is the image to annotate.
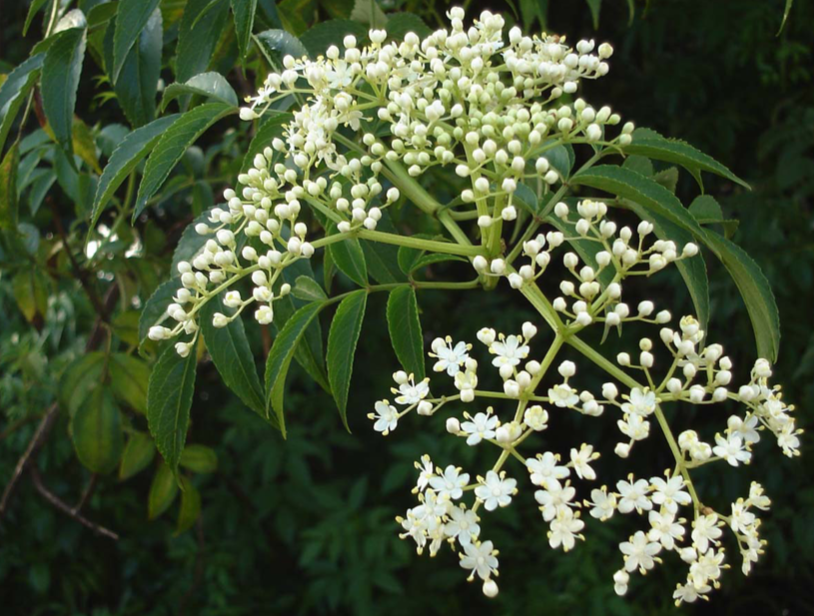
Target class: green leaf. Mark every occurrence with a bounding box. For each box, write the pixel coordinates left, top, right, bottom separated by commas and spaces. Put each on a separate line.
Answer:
292, 275, 328, 302
41, 26, 87, 157
109, 353, 151, 414
586, 0, 602, 28
264, 300, 325, 436
512, 182, 541, 216
397, 243, 424, 275
240, 111, 288, 174
176, 0, 231, 83
408, 253, 468, 273
12, 268, 48, 323
520, 0, 549, 30
327, 232, 368, 287
274, 292, 330, 393
689, 195, 723, 221
91, 115, 180, 235
572, 165, 707, 244
349, 0, 387, 28
385, 13, 431, 40
175, 476, 201, 533
71, 386, 124, 474
119, 431, 157, 480
701, 230, 780, 362
300, 19, 367, 56
72, 117, 101, 173
59, 352, 106, 418
24, 0, 51, 36
112, 0, 161, 82
624, 128, 750, 190
386, 286, 424, 380
255, 29, 309, 68
653, 167, 679, 194
232, 0, 258, 58
544, 143, 574, 178
179, 444, 218, 473
133, 102, 235, 220
147, 344, 198, 474
105, 8, 163, 128
689, 195, 739, 239
0, 143, 20, 230
327, 290, 367, 430
161, 72, 239, 111
624, 201, 710, 331
778, 0, 794, 34
148, 463, 179, 519
0, 54, 44, 156
362, 240, 406, 284
138, 277, 183, 352
622, 155, 654, 177
200, 291, 266, 417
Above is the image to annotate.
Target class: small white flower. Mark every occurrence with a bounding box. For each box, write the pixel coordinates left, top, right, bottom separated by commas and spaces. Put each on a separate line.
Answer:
444, 505, 481, 546
534, 478, 577, 522
673, 580, 711, 605
526, 452, 570, 486
727, 414, 760, 444
475, 471, 517, 511
569, 443, 598, 480
712, 433, 751, 466
415, 455, 434, 491
370, 400, 398, 435
748, 482, 771, 510
729, 500, 756, 534
647, 509, 685, 550
587, 487, 616, 520
430, 337, 471, 376
524, 405, 549, 431
459, 540, 499, 581
548, 510, 585, 551
690, 548, 726, 588
650, 474, 692, 514
548, 383, 579, 408
691, 513, 723, 553
622, 387, 657, 416
490, 334, 529, 368
460, 411, 499, 446
393, 376, 431, 405
620, 531, 662, 573
617, 476, 652, 514
429, 465, 470, 501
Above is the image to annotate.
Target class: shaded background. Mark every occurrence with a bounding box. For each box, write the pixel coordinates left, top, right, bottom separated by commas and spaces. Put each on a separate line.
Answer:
1, 0, 813, 614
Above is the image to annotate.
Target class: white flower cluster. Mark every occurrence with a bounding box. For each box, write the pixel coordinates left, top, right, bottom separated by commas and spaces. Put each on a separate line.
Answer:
373, 317, 795, 600
603, 316, 800, 462
373, 324, 610, 596
238, 7, 627, 236
475, 198, 699, 330
146, 180, 314, 353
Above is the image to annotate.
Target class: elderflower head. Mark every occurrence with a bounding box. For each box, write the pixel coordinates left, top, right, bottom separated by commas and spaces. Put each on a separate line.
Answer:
136, 1, 800, 604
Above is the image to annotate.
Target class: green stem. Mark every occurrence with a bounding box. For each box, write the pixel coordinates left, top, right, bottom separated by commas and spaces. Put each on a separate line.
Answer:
357, 229, 483, 257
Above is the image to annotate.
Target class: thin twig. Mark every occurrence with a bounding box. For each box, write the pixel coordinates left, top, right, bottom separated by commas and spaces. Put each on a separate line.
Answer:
0, 402, 59, 518
29, 467, 119, 541
73, 474, 98, 513
0, 286, 119, 522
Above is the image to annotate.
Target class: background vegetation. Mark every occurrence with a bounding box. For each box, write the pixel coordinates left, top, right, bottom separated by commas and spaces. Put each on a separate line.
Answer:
0, 0, 812, 614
